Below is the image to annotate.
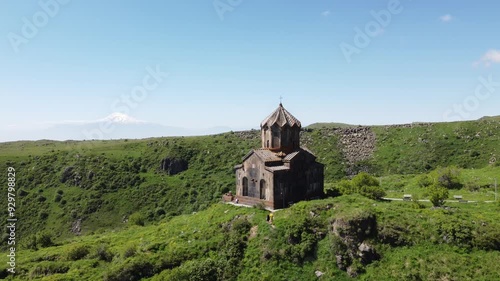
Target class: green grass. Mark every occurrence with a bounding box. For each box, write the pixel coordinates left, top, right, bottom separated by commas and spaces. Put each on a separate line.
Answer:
378, 165, 499, 202
0, 117, 499, 279
1, 118, 499, 246
2, 196, 500, 280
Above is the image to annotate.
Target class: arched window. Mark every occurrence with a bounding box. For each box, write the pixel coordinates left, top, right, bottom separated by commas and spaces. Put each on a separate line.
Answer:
242, 177, 248, 196
272, 125, 280, 148
260, 179, 266, 200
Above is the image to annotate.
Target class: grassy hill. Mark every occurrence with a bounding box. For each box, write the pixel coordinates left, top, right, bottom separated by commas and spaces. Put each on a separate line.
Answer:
2, 196, 500, 280
1, 118, 500, 279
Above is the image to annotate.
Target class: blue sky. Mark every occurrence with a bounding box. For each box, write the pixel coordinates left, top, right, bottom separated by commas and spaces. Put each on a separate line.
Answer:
1, 0, 499, 140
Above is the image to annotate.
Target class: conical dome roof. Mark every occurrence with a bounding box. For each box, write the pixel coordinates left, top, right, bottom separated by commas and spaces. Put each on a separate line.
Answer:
260, 103, 301, 128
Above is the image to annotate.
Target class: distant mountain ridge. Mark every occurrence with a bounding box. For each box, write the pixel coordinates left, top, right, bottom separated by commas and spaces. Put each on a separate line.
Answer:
1, 113, 233, 142
2, 113, 499, 142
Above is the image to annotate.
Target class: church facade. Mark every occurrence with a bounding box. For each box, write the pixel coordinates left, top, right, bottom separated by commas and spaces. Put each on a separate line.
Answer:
234, 103, 324, 209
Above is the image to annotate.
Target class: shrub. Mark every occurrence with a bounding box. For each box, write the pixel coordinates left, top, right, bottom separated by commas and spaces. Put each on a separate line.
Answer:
39, 211, 49, 220
331, 173, 386, 200
95, 244, 114, 262
122, 243, 137, 259
351, 172, 379, 188
29, 262, 70, 278
325, 180, 351, 197
18, 189, 28, 197
377, 221, 410, 246
66, 244, 90, 261
474, 225, 500, 251
428, 184, 449, 207
231, 218, 252, 235
129, 212, 145, 226
54, 194, 62, 202
281, 217, 324, 264
155, 208, 166, 217
417, 174, 433, 187
439, 219, 473, 248
410, 194, 425, 209
464, 180, 481, 192
37, 232, 54, 248
24, 234, 38, 250
104, 256, 155, 281
436, 166, 462, 189
169, 258, 222, 281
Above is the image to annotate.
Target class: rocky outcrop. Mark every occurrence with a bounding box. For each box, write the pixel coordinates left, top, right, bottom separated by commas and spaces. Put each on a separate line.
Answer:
330, 211, 379, 277
335, 127, 376, 166
301, 123, 438, 176
71, 219, 82, 235
60, 166, 82, 186
160, 158, 188, 175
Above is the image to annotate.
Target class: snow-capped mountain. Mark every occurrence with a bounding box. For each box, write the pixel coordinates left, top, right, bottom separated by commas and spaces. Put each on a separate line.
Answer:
97, 113, 146, 125
1, 113, 233, 142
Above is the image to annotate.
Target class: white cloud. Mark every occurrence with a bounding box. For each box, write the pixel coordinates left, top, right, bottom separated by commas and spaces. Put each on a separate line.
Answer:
439, 14, 453, 22
474, 49, 500, 67
321, 10, 331, 17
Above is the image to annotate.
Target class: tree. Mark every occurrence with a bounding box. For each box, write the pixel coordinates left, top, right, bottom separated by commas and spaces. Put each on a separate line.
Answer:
428, 183, 449, 207
436, 166, 462, 189
326, 173, 386, 200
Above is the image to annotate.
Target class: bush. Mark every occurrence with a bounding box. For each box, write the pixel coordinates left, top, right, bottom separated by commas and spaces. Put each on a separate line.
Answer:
95, 244, 114, 262
436, 166, 462, 189
417, 174, 433, 187
54, 194, 63, 202
464, 180, 481, 192
122, 243, 137, 259
377, 221, 410, 246
37, 232, 54, 248
66, 244, 90, 261
104, 256, 155, 281
230, 218, 252, 236
428, 184, 449, 207
168, 258, 223, 281
439, 219, 473, 248
29, 262, 70, 278
24, 234, 38, 250
155, 208, 166, 217
330, 173, 386, 200
129, 212, 145, 226
281, 217, 324, 264
39, 211, 49, 220
474, 225, 500, 250
18, 189, 28, 197
351, 172, 380, 188
326, 180, 351, 197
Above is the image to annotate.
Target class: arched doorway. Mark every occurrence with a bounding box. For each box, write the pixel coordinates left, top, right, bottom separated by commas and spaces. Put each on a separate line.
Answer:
260, 179, 266, 200
242, 177, 248, 196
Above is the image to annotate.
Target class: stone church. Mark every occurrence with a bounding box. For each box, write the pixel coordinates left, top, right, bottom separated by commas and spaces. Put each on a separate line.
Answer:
233, 103, 324, 209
